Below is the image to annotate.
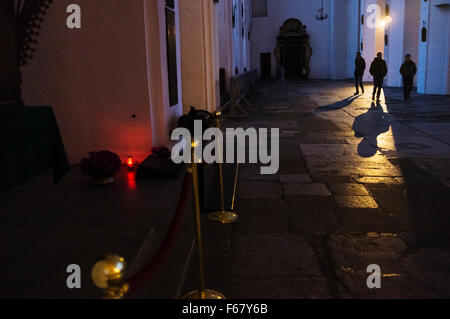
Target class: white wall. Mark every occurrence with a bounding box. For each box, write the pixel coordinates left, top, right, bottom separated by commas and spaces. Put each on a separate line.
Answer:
417, 0, 429, 93
251, 0, 358, 79
21, 0, 144, 163
330, 0, 352, 79
348, 0, 361, 78
251, 0, 331, 79
145, 0, 183, 149
179, 0, 220, 113
403, 0, 420, 86
21, 0, 183, 163
417, 0, 450, 95
448, 25, 450, 93
385, 0, 405, 87
232, 0, 252, 75
217, 0, 235, 89
217, 0, 232, 72
424, 1, 450, 94
361, 0, 386, 82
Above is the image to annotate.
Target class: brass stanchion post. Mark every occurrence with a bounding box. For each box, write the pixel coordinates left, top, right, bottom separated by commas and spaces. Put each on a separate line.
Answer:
208, 112, 239, 224
183, 141, 225, 299
91, 254, 129, 299
230, 163, 239, 212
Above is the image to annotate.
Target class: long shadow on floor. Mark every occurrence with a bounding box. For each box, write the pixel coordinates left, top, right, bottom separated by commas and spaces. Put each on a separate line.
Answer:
352, 102, 391, 158
379, 90, 450, 248
314, 95, 360, 113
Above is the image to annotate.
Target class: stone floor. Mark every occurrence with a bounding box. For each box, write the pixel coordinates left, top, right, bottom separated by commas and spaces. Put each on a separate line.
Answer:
1, 80, 449, 299
226, 80, 450, 298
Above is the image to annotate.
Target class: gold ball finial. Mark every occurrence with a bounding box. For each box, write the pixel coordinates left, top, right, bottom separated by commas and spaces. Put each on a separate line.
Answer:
91, 254, 129, 299
191, 140, 199, 148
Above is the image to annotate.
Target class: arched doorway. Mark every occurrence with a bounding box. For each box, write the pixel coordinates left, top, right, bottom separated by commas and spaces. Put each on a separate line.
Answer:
275, 19, 312, 80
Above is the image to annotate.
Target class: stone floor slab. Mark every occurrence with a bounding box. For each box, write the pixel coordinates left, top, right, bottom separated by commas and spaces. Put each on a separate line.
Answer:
279, 174, 312, 183
234, 199, 289, 233
335, 196, 379, 208
239, 165, 278, 181
285, 196, 339, 235
328, 183, 370, 196
336, 208, 398, 233
355, 177, 399, 184
327, 233, 449, 298
231, 233, 322, 277
231, 276, 331, 299
238, 181, 282, 200
282, 183, 331, 196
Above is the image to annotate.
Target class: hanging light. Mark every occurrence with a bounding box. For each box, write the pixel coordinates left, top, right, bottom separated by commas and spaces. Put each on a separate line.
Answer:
315, 0, 329, 21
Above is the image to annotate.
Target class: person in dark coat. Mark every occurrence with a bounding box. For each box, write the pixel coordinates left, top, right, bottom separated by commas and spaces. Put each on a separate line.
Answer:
369, 52, 388, 102
354, 52, 366, 95
400, 54, 417, 100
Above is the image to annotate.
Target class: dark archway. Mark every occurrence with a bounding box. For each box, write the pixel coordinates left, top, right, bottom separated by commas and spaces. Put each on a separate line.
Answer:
275, 18, 312, 80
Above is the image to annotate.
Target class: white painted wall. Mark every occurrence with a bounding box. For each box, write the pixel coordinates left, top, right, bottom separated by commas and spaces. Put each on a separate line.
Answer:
361, 0, 386, 82
425, 1, 450, 94
145, 0, 183, 148
417, 0, 429, 93
403, 0, 420, 86
385, 0, 405, 87
251, 0, 360, 79
217, 0, 232, 72
179, 0, 220, 113
20, 0, 170, 163
217, 0, 235, 92
330, 0, 352, 79
448, 23, 450, 93
417, 0, 450, 95
21, 0, 183, 163
251, 0, 332, 79
348, 0, 361, 78
232, 0, 252, 75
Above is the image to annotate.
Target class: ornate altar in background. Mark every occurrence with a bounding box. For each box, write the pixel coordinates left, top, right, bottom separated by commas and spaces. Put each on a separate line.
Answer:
275, 19, 312, 80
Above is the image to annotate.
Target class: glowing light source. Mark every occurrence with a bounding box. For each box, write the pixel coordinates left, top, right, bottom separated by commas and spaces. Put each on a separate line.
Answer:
378, 16, 392, 29
127, 156, 134, 170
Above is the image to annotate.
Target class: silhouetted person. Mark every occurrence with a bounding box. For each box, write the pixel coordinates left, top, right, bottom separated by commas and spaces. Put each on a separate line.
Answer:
354, 52, 366, 95
400, 54, 417, 100
369, 52, 388, 103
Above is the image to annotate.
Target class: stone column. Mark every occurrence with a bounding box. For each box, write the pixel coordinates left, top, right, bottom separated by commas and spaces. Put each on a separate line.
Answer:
361, 0, 386, 82
384, 0, 405, 87
418, 0, 450, 95
179, 0, 220, 113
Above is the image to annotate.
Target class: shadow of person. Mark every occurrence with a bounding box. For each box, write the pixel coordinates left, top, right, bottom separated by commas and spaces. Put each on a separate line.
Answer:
314, 95, 360, 113
352, 102, 391, 158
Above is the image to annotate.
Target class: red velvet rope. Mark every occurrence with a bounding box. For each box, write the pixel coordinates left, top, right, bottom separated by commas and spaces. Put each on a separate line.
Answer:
127, 171, 192, 295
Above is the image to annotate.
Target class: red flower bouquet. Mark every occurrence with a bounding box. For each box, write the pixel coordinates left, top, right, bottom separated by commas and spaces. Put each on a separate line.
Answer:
81, 151, 122, 184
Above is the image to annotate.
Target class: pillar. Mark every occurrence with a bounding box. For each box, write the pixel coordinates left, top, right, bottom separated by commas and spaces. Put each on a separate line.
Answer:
179, 0, 220, 113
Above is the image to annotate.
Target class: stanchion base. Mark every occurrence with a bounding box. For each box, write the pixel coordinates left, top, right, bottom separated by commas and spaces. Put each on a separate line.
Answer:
182, 289, 226, 299
208, 211, 239, 224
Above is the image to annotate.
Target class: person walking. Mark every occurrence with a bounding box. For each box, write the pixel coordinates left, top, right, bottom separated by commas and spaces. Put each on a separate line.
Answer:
354, 52, 366, 95
369, 52, 388, 103
400, 54, 417, 100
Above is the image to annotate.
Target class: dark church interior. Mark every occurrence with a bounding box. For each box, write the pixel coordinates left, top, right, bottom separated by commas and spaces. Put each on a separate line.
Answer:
1, 0, 450, 307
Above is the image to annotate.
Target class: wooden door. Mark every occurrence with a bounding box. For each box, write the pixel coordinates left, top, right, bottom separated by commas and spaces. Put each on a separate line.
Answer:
260, 53, 271, 79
